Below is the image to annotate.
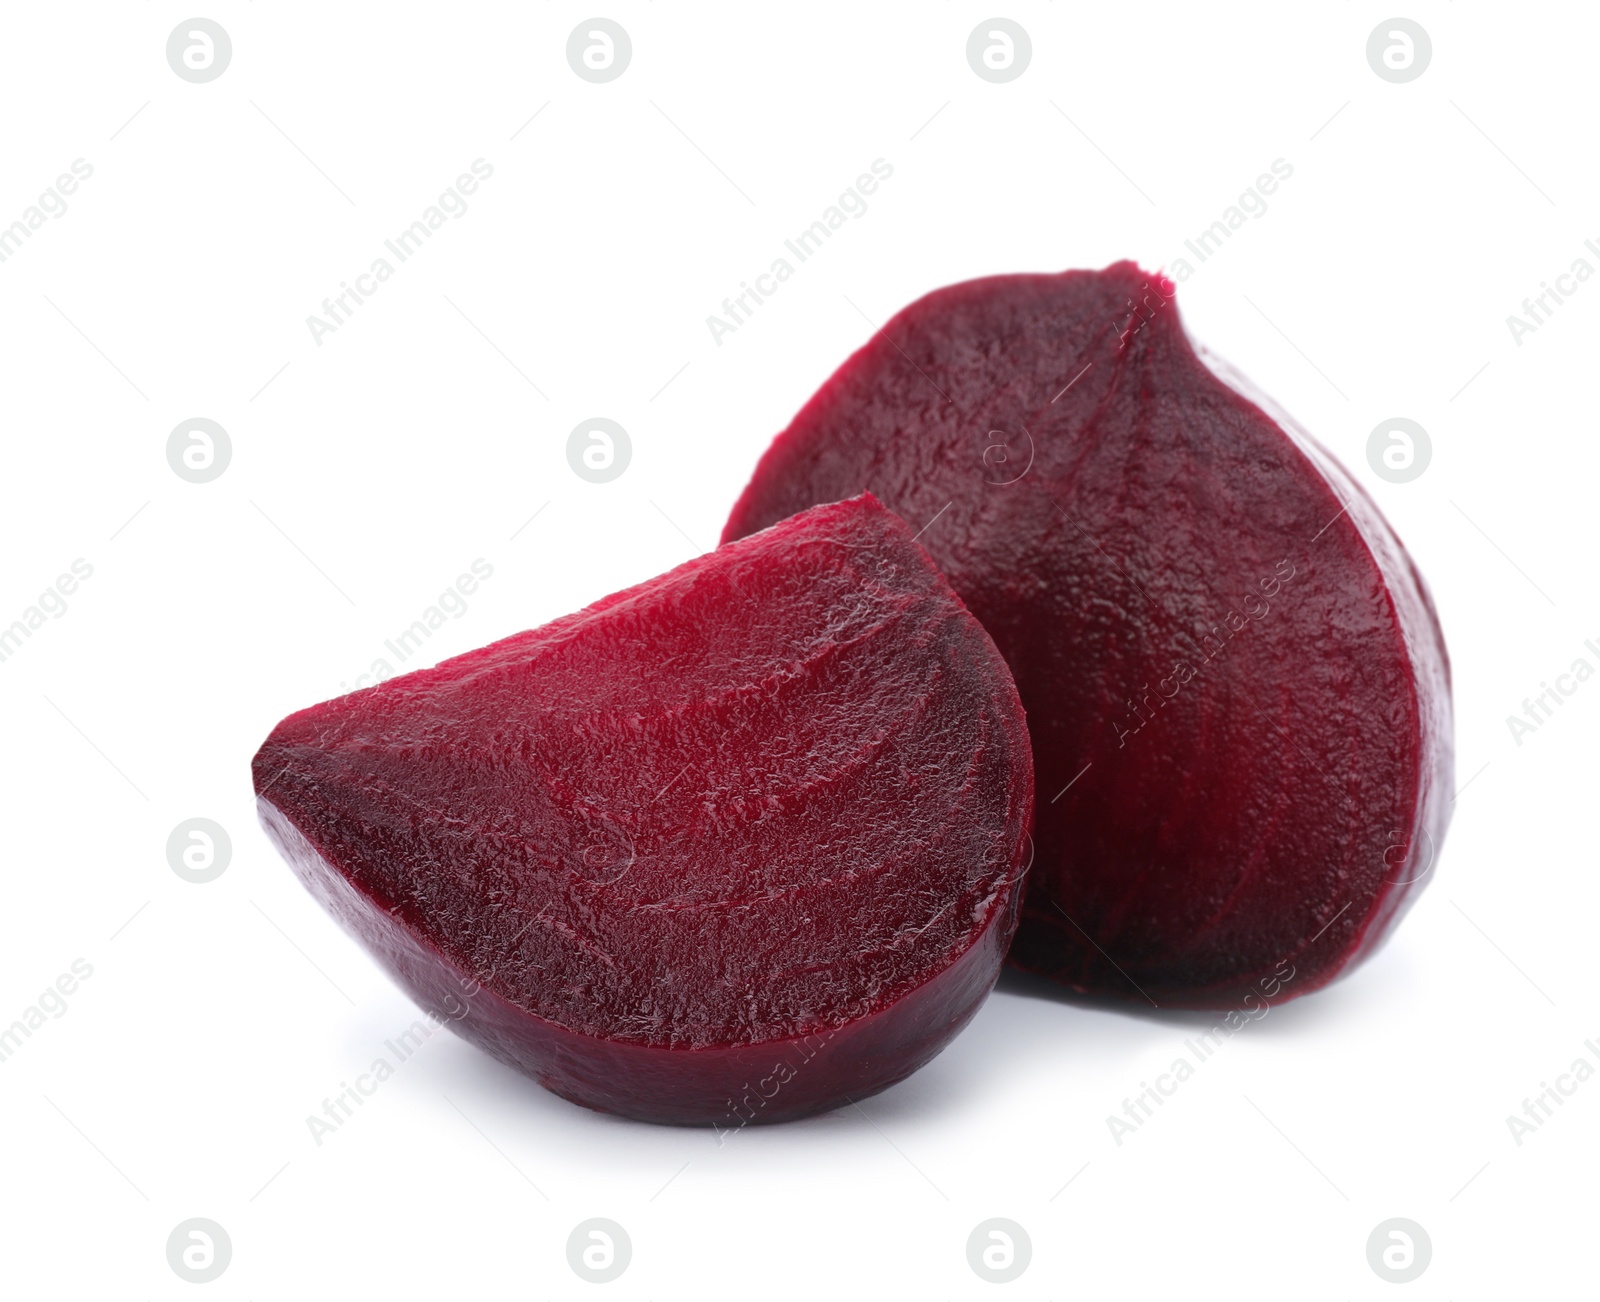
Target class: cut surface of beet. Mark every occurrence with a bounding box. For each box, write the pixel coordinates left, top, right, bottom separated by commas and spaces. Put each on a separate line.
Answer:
253, 494, 1032, 1124
724, 263, 1452, 1009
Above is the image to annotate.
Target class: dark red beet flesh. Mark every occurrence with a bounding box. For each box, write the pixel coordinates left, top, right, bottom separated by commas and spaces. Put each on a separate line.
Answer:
253, 495, 1033, 1124
724, 264, 1453, 1009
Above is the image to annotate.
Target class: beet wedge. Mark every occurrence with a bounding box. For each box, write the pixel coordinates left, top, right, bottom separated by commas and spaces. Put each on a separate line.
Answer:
724, 263, 1452, 1009
253, 494, 1033, 1124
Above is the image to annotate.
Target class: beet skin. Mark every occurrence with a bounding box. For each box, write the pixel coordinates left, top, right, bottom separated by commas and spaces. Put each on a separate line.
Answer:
253, 495, 1033, 1124
724, 263, 1453, 1009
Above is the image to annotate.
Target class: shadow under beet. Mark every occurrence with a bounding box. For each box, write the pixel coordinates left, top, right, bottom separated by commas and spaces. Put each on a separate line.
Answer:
995, 960, 1373, 1035
849, 957, 1380, 1131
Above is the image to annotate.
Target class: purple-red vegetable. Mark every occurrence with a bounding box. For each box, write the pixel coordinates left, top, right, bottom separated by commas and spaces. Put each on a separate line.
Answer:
254, 495, 1033, 1123
724, 262, 1453, 1008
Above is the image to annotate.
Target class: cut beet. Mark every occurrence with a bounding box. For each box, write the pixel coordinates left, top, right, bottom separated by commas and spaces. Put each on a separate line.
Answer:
724, 263, 1452, 1009
252, 494, 1032, 1124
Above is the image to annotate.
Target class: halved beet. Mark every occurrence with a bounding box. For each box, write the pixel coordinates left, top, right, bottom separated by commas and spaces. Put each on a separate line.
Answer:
724, 263, 1453, 1009
253, 494, 1032, 1124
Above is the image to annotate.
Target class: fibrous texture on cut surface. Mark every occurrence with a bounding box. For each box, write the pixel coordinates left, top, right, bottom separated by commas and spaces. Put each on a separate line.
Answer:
253, 495, 1033, 1124
724, 262, 1453, 1009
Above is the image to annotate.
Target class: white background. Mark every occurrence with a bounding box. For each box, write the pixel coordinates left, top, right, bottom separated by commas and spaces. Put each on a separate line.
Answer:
0, 3, 1593, 1297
